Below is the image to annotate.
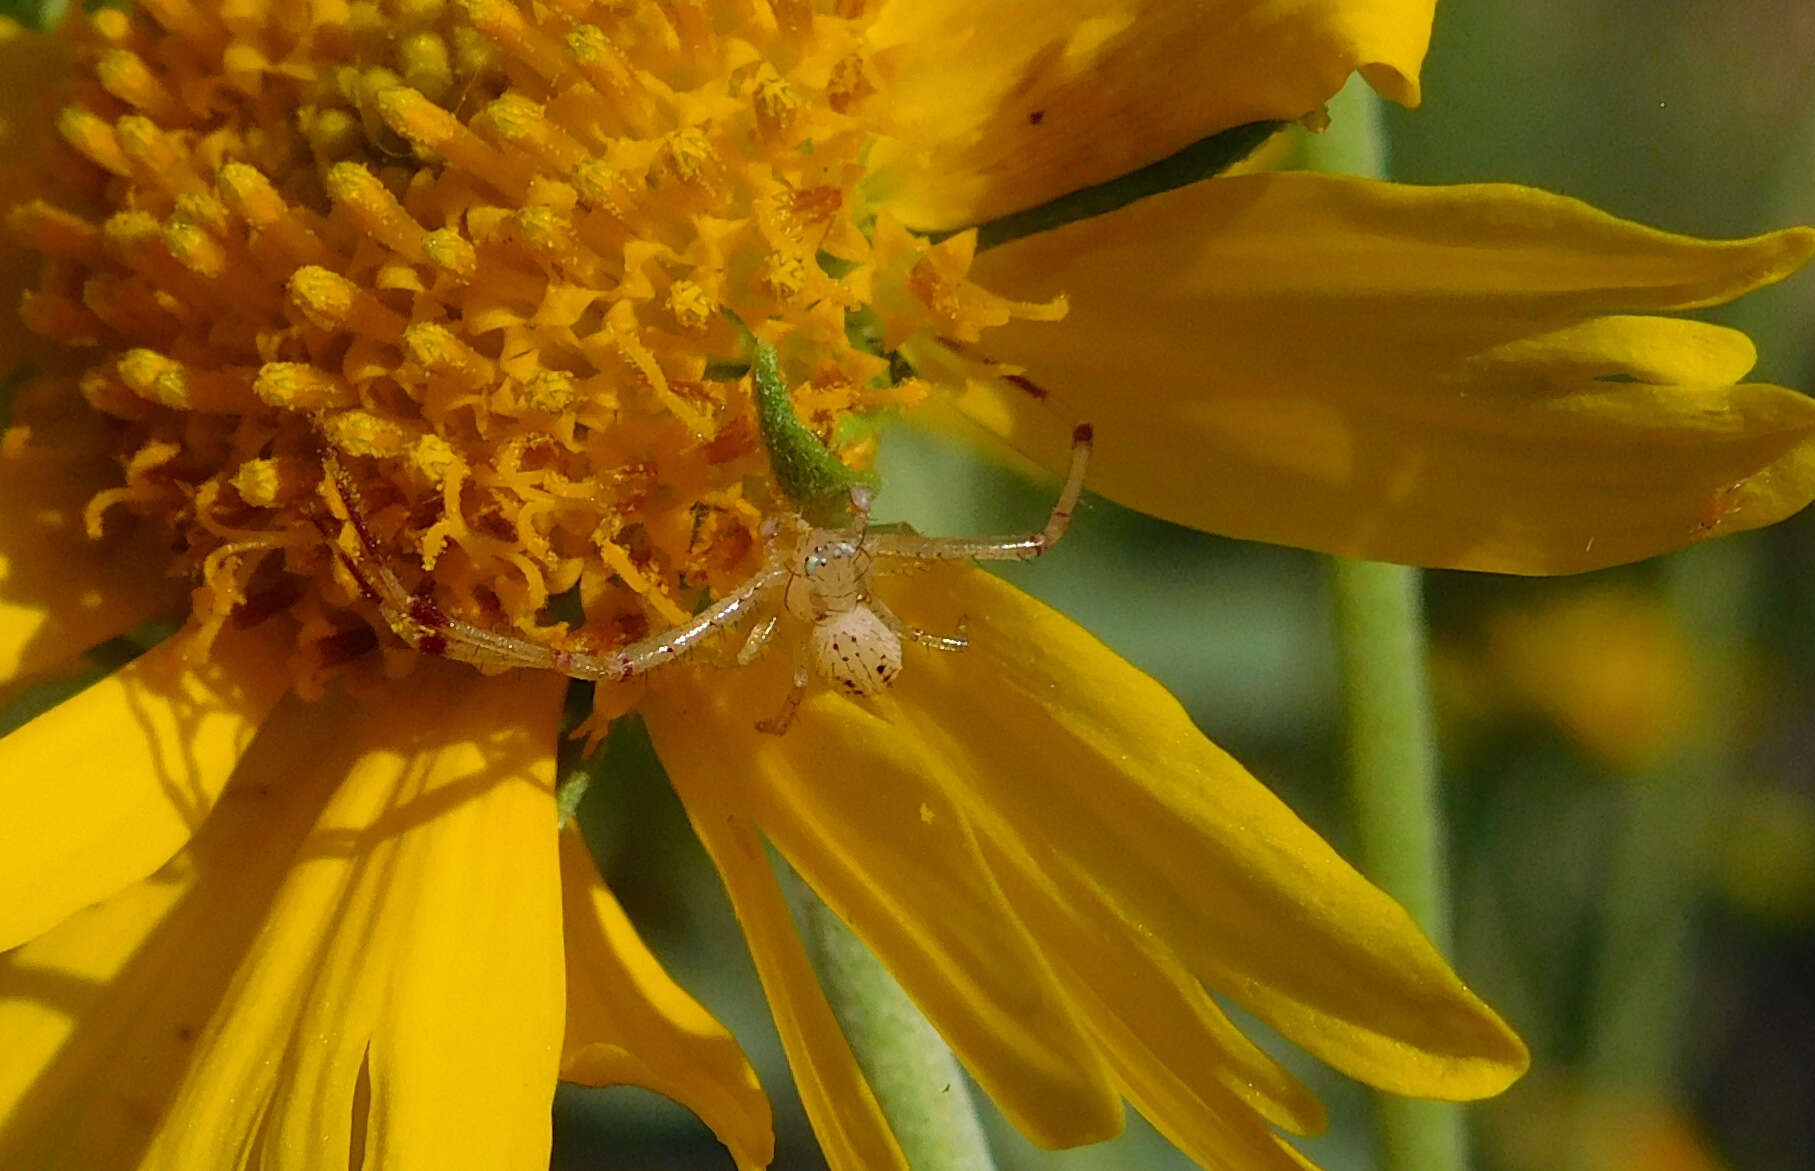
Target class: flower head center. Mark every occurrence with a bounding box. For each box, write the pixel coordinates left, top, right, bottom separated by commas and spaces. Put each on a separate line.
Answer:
8, 0, 1060, 692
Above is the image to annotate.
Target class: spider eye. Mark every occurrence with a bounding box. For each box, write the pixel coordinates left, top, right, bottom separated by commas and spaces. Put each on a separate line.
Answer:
804, 553, 826, 575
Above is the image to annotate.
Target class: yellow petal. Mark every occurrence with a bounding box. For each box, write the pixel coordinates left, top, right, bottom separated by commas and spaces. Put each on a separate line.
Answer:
984, 831, 1328, 1143
989, 838, 1327, 1171
677, 797, 909, 1171
886, 565, 1529, 1099
136, 665, 567, 1171
955, 172, 1815, 573
0, 436, 187, 688
863, 0, 1434, 229
0, 624, 290, 954
0, 689, 354, 1171
356, 670, 567, 1171
558, 827, 774, 1171
647, 662, 1123, 1150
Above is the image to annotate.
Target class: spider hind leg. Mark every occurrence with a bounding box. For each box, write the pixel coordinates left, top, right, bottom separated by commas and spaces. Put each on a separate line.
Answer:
872, 597, 968, 653
756, 650, 811, 735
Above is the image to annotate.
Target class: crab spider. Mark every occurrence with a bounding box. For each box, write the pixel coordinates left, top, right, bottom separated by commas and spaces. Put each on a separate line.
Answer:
319, 423, 1092, 733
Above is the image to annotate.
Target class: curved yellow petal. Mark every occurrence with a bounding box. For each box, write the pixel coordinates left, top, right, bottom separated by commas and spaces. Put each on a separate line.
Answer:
863, 0, 1434, 229
647, 663, 1123, 1151
954, 172, 1815, 573
356, 670, 567, 1171
558, 828, 774, 1171
676, 793, 908, 1171
0, 434, 187, 688
0, 624, 290, 954
132, 665, 566, 1171
0, 687, 358, 1170
886, 566, 1529, 1099
989, 839, 1328, 1171
983, 832, 1329, 1142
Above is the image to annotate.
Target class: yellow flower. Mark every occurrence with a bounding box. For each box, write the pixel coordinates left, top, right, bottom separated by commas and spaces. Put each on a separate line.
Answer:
1487, 1080, 1733, 1171
1436, 588, 1702, 775
1, 0, 1809, 1168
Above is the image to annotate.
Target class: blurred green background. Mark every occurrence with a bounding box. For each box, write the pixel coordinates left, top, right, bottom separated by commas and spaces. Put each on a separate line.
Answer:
557, 2, 1815, 1169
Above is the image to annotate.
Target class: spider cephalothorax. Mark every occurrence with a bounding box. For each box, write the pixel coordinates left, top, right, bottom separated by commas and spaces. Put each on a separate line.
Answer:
784, 521, 901, 695
323, 424, 1092, 733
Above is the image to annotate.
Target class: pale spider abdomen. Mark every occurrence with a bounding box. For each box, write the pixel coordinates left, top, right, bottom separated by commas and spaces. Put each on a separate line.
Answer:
810, 607, 904, 698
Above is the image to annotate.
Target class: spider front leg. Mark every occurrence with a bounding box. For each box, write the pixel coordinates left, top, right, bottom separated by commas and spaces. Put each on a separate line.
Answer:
871, 596, 968, 653
866, 423, 1092, 564
321, 451, 789, 684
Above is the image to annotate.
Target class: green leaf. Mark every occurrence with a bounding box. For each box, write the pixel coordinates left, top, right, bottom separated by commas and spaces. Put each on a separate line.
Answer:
962, 119, 1285, 251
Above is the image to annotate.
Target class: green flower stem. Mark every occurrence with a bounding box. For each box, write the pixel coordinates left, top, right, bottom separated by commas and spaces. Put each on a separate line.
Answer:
1328, 561, 1454, 949
1329, 559, 1468, 1171
1580, 542, 1752, 1105
1309, 77, 1468, 1171
786, 864, 998, 1171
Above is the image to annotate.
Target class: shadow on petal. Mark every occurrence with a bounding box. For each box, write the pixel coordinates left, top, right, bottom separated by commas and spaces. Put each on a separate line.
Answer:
0, 623, 291, 953
885, 566, 1530, 1100
0, 664, 567, 1171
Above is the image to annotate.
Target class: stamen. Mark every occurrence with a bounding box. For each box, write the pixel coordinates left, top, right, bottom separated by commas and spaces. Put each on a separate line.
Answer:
217, 163, 333, 267
117, 349, 256, 412
20, 291, 104, 344
288, 265, 407, 338
457, 0, 575, 85
79, 366, 151, 418
233, 457, 315, 508
654, 127, 718, 190
479, 94, 589, 172
403, 322, 497, 387
254, 362, 362, 410
160, 218, 229, 278
421, 228, 478, 282
94, 49, 182, 121
373, 86, 531, 201
325, 162, 429, 261
114, 115, 206, 197
513, 206, 608, 286
133, 0, 225, 48
563, 25, 658, 134
666, 1, 716, 64
9, 202, 102, 261
83, 273, 183, 343
56, 107, 130, 176
102, 211, 222, 314
570, 156, 638, 217
322, 409, 416, 459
